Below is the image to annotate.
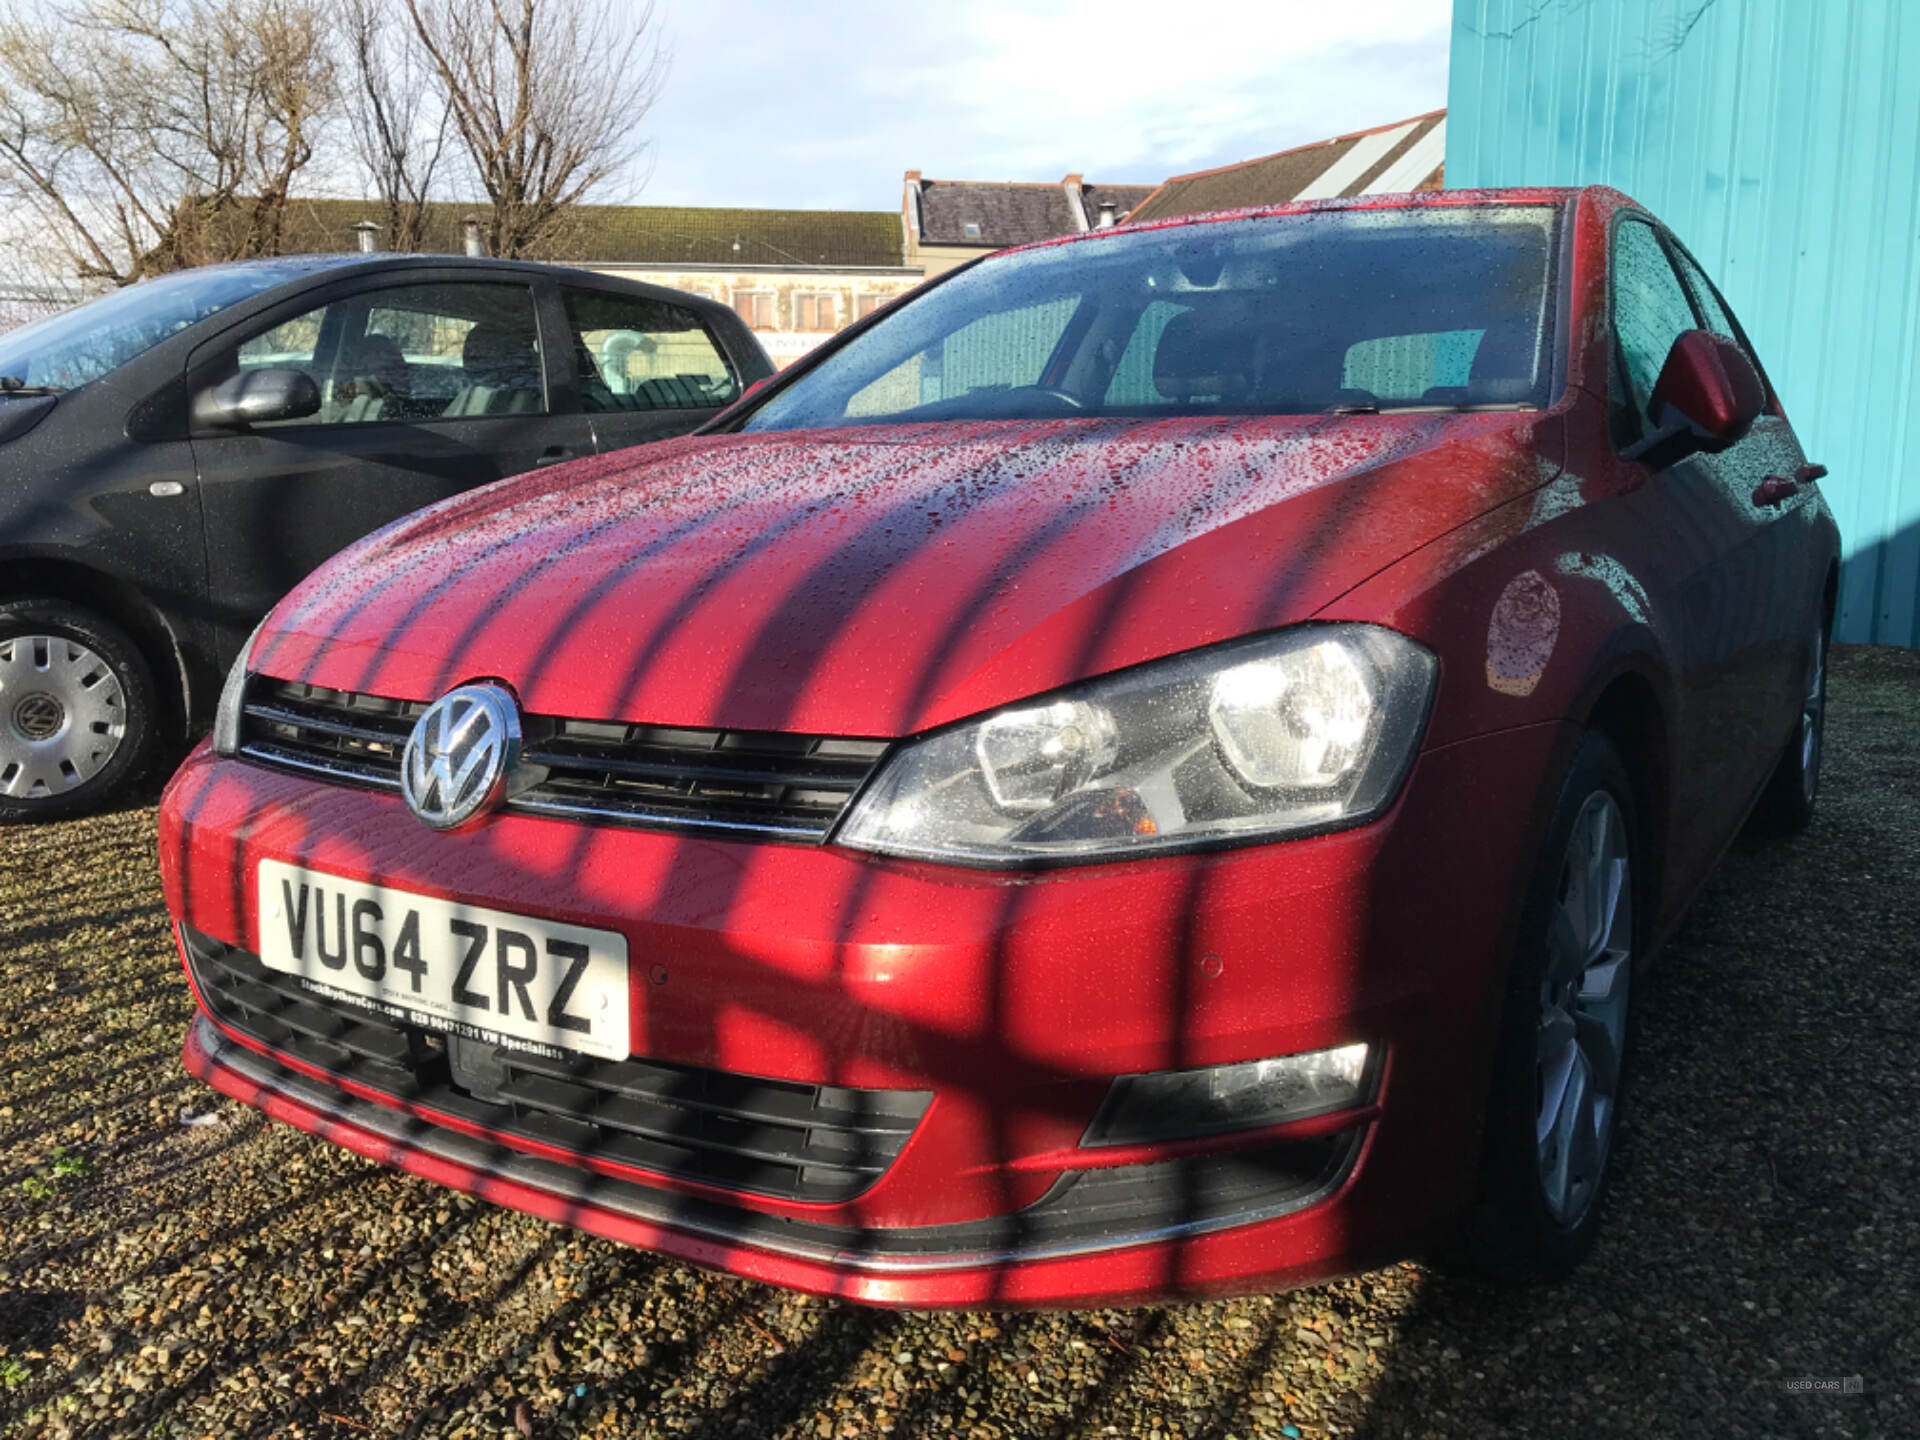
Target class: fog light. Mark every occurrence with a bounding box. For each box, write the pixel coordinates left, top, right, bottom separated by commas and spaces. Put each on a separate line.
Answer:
1084, 1043, 1372, 1147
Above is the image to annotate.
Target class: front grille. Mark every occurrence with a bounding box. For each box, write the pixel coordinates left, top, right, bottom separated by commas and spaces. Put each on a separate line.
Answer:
238, 679, 889, 842
183, 929, 930, 1203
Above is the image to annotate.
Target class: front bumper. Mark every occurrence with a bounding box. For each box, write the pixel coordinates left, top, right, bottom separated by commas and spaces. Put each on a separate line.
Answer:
162, 719, 1563, 1307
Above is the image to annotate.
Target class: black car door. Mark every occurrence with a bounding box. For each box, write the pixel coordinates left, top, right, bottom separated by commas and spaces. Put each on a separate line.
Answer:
187, 272, 595, 654
545, 283, 749, 455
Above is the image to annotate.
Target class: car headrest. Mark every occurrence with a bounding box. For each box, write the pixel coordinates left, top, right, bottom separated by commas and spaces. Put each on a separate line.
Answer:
1152, 307, 1258, 402
462, 324, 539, 389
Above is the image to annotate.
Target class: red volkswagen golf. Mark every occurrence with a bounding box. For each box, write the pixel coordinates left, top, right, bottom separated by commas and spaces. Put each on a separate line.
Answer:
160, 186, 1838, 1307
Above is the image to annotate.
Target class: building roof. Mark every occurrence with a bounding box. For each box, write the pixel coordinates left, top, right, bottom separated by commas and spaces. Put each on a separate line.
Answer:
262, 198, 908, 269
906, 174, 1157, 248
1126, 110, 1447, 224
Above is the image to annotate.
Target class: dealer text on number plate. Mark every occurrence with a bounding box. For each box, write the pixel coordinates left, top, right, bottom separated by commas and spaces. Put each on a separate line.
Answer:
256, 859, 630, 1061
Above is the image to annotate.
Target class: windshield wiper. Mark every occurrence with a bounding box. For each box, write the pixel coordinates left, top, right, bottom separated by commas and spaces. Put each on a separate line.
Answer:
1324, 402, 1378, 415
0, 375, 60, 397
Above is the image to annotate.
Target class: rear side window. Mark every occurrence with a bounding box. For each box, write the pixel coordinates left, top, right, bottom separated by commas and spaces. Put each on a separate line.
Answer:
563, 289, 738, 412
1611, 221, 1698, 430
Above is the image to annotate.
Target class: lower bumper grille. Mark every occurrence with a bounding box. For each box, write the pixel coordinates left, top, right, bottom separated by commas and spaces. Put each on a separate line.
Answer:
181, 928, 929, 1204
192, 1014, 1365, 1273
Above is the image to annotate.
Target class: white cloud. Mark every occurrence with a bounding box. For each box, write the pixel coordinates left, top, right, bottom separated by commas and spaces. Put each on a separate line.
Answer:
638, 0, 1451, 210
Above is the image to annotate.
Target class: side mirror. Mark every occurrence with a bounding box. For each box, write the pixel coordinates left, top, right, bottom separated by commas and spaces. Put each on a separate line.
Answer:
1642, 330, 1766, 453
193, 368, 322, 429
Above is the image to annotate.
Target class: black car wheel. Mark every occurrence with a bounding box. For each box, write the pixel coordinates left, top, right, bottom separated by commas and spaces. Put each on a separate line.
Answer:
0, 598, 155, 822
1461, 729, 1641, 1282
1757, 617, 1827, 833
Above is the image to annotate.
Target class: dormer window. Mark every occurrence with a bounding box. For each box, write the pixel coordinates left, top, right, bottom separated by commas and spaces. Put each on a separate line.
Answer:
962, 222, 982, 241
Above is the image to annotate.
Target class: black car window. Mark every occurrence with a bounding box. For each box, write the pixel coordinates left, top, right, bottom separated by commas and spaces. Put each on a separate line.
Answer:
224, 282, 546, 427
561, 288, 738, 412
1611, 220, 1699, 433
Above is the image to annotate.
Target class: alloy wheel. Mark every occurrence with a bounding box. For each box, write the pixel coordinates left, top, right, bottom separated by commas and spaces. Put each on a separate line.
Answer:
1536, 789, 1633, 1227
0, 633, 127, 799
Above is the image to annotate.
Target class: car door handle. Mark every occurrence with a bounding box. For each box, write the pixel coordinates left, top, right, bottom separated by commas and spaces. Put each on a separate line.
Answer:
148, 480, 185, 498
1794, 462, 1827, 485
533, 447, 574, 467
1752, 476, 1798, 507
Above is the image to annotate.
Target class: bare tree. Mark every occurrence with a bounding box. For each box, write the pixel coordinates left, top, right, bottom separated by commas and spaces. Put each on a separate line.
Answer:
0, 0, 336, 284
339, 0, 450, 252
398, 0, 664, 258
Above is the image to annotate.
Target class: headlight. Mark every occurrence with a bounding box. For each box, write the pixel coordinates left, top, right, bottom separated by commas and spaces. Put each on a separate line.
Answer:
211, 621, 267, 758
835, 624, 1435, 865
1084, 1044, 1374, 1147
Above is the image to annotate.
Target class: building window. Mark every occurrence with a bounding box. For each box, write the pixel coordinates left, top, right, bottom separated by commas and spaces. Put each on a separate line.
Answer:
855, 292, 888, 320
962, 221, 983, 241
732, 290, 775, 330
795, 292, 837, 332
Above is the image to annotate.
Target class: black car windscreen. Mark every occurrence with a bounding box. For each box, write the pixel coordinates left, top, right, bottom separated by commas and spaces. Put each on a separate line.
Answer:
743, 204, 1565, 430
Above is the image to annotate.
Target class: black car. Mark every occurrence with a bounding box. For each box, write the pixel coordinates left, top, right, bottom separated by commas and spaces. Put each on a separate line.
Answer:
0, 254, 774, 821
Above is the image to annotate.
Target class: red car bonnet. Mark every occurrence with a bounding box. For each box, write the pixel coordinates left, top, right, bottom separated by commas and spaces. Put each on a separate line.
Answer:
250, 411, 1562, 737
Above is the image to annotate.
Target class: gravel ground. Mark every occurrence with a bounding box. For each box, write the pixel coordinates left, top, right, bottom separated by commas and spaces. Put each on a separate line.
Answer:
2, 645, 1915, 1440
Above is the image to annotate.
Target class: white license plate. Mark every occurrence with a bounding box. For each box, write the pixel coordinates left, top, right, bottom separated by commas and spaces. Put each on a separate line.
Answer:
256, 860, 630, 1062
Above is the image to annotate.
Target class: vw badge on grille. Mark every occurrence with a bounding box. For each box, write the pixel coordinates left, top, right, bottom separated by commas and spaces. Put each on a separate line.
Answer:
402, 683, 522, 830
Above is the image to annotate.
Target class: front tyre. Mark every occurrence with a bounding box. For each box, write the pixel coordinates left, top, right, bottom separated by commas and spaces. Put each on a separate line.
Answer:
0, 598, 155, 823
1463, 729, 1640, 1282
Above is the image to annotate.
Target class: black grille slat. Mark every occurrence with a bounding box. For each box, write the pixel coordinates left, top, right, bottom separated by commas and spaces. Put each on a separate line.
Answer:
182, 930, 928, 1202
237, 681, 887, 842
499, 1047, 923, 1133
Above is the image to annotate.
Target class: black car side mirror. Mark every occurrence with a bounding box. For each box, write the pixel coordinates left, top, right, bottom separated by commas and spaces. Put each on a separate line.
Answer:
194, 368, 322, 429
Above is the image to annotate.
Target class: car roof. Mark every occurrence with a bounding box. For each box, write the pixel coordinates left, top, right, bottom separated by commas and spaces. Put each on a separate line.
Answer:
194, 251, 727, 300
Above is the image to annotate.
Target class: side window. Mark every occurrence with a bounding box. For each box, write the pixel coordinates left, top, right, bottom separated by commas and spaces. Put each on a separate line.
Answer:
1669, 246, 1766, 381
224, 282, 544, 427
1611, 220, 1698, 432
237, 314, 323, 376
562, 289, 738, 412
358, 284, 543, 421
847, 296, 1079, 418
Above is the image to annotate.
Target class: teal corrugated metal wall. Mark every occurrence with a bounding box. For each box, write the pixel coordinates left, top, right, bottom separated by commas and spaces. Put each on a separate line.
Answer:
1448, 0, 1920, 646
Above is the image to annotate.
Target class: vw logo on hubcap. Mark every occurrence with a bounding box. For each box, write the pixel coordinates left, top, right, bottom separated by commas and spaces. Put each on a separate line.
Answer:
402, 683, 521, 830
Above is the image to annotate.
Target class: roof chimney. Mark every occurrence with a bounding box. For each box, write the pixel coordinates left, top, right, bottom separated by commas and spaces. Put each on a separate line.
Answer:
1096, 201, 1119, 228
349, 220, 379, 253
1061, 173, 1084, 186
462, 214, 486, 257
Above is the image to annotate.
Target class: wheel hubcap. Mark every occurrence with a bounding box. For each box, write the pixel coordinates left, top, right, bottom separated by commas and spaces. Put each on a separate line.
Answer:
1536, 790, 1633, 1226
0, 634, 126, 799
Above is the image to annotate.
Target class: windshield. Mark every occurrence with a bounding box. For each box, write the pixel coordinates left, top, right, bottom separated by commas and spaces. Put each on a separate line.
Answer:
744, 204, 1564, 431
0, 267, 295, 391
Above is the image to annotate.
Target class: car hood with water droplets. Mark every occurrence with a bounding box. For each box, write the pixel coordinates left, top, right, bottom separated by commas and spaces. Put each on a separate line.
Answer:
254, 414, 1560, 736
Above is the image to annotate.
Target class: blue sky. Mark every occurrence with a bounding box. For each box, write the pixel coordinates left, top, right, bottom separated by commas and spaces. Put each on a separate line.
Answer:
638, 0, 1453, 212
